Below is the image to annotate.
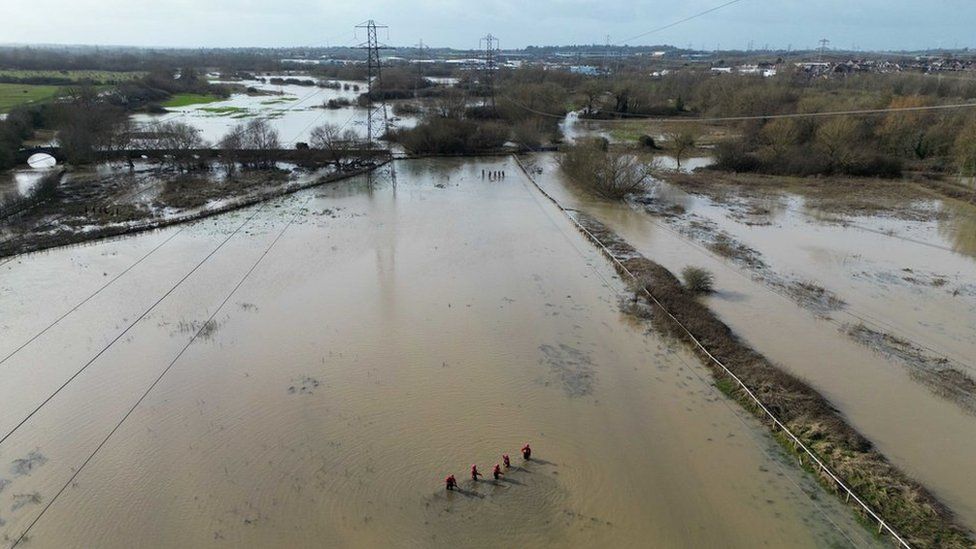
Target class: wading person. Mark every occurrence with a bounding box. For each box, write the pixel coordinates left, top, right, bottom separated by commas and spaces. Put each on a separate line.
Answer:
502, 454, 511, 468
445, 474, 458, 491
521, 443, 531, 460
471, 464, 482, 482
493, 463, 503, 481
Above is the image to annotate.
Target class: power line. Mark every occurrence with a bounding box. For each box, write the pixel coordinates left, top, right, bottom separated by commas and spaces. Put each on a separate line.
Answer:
0, 227, 185, 367
615, 0, 747, 45
0, 202, 268, 447
357, 20, 393, 149
9, 197, 312, 548
500, 94, 976, 123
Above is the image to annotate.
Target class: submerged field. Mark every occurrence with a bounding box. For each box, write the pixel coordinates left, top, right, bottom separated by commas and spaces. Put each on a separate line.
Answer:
0, 157, 878, 547
529, 152, 976, 533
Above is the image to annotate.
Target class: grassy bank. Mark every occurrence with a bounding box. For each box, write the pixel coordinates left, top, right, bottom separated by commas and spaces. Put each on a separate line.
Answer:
0, 83, 61, 112
568, 211, 972, 547
162, 93, 226, 109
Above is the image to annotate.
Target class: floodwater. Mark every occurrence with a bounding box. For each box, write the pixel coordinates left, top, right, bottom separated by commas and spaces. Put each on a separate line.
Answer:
651, 174, 976, 368
131, 75, 417, 146
527, 152, 976, 530
0, 169, 53, 202
0, 158, 878, 547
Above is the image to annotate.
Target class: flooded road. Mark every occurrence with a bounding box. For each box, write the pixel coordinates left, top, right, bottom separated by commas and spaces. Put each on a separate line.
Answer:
527, 152, 976, 530
0, 158, 877, 547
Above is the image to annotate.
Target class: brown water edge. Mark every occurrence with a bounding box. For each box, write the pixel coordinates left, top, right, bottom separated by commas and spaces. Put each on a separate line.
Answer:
0, 157, 878, 547
515, 150, 969, 545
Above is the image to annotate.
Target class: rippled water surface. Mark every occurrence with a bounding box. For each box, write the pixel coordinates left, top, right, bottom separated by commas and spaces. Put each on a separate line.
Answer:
0, 158, 878, 547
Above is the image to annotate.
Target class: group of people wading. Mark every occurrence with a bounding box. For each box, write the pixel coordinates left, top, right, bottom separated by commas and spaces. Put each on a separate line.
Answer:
444, 444, 531, 491
481, 169, 506, 181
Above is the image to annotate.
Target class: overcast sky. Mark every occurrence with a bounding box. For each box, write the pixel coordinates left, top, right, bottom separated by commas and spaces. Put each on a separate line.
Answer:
5, 0, 974, 51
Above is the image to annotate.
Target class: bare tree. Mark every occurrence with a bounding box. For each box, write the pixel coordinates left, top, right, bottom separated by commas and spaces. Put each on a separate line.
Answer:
815, 117, 861, 171
663, 128, 699, 169
231, 119, 280, 169
309, 123, 360, 167
54, 85, 128, 165
218, 125, 247, 176
147, 121, 206, 170
559, 139, 653, 199
431, 89, 467, 120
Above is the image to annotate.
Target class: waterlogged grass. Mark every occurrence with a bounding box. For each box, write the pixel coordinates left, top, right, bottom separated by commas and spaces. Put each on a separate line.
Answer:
200, 106, 249, 116
0, 83, 61, 112
162, 93, 225, 108
260, 97, 294, 105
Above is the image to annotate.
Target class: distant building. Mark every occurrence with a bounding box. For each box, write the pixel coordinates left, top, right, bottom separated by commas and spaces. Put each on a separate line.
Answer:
569, 65, 602, 76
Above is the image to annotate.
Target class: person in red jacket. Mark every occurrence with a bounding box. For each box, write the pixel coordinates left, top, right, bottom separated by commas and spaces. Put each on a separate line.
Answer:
521, 443, 532, 460
445, 474, 458, 491
502, 454, 511, 468
471, 464, 482, 481
492, 463, 503, 480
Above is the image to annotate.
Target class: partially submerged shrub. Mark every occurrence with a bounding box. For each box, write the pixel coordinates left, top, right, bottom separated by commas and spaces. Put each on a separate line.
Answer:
681, 266, 714, 293
638, 134, 658, 149
559, 138, 652, 199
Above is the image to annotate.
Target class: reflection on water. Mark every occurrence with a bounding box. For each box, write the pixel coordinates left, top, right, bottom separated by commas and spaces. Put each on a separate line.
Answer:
0, 169, 55, 201
939, 200, 976, 257
652, 154, 714, 174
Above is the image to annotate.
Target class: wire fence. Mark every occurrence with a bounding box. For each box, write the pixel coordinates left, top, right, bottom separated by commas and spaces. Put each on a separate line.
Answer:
511, 153, 912, 548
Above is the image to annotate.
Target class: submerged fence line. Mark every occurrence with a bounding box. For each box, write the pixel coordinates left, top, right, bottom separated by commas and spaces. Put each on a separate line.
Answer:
511, 154, 912, 549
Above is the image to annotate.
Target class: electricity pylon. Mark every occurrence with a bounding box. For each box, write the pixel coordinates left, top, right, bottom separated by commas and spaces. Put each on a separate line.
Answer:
357, 20, 391, 149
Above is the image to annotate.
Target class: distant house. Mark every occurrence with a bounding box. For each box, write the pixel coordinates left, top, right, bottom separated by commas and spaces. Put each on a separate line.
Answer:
569, 65, 601, 76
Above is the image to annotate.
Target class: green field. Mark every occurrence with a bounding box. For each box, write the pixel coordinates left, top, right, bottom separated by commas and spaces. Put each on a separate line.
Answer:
0, 70, 144, 83
162, 93, 226, 108
0, 83, 61, 112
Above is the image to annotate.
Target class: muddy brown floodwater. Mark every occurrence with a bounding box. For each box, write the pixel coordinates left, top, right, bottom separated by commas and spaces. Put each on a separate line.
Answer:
0, 158, 880, 547
526, 152, 976, 532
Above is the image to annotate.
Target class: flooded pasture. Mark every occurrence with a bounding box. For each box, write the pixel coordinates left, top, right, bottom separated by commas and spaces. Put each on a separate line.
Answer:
527, 152, 976, 529
132, 75, 418, 146
0, 158, 877, 547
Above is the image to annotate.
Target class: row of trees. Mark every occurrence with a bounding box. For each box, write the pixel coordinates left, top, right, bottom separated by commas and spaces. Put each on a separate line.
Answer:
498, 64, 976, 178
